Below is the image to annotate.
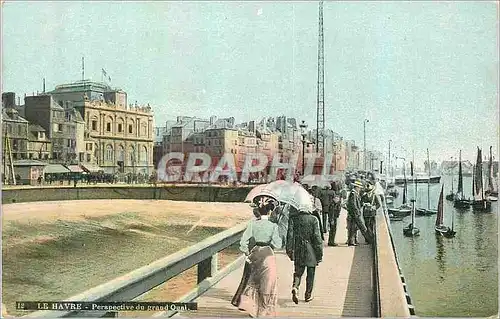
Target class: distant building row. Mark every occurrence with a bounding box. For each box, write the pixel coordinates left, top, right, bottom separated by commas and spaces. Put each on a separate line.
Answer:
153, 116, 378, 174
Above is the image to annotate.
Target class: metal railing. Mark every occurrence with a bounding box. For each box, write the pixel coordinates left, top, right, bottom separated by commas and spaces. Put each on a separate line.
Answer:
372, 195, 382, 317
23, 223, 247, 318
376, 195, 416, 317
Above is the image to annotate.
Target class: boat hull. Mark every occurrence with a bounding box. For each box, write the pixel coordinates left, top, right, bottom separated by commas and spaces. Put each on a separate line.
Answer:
453, 199, 471, 209
388, 206, 411, 217
472, 199, 492, 212
416, 208, 437, 216
395, 176, 441, 185
485, 190, 498, 197
403, 226, 420, 237
388, 213, 404, 221
435, 225, 456, 238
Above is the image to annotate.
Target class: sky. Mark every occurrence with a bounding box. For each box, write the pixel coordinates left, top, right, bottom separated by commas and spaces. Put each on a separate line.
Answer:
2, 1, 498, 165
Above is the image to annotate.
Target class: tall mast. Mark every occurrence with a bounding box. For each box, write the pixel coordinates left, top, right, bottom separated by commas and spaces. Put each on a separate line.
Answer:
427, 148, 430, 210
411, 161, 415, 228
316, 0, 325, 156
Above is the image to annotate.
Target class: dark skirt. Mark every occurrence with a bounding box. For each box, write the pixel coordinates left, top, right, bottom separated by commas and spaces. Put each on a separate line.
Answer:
231, 261, 252, 307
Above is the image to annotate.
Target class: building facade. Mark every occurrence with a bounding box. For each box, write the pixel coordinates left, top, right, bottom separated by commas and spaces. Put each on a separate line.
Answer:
48, 81, 154, 174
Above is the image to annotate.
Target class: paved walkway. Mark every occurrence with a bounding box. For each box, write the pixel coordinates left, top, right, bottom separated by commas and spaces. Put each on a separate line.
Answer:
182, 209, 374, 317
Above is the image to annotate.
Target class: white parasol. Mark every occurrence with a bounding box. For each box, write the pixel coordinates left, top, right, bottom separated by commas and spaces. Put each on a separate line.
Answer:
244, 184, 269, 203
246, 180, 314, 213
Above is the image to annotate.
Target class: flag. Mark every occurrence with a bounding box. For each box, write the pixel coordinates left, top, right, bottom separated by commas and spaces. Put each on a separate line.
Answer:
102, 68, 107, 77
108, 76, 111, 82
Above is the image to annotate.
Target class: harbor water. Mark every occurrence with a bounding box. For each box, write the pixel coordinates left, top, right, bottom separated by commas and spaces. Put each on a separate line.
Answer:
388, 175, 498, 317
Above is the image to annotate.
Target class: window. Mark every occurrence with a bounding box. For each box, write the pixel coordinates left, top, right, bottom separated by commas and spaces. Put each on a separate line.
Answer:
58, 124, 63, 132
86, 154, 91, 162
18, 125, 22, 135
106, 123, 111, 132
128, 124, 133, 134
92, 121, 98, 131
105, 145, 113, 161
79, 152, 84, 162
38, 132, 45, 139
118, 124, 123, 132
86, 143, 93, 151
29, 153, 33, 159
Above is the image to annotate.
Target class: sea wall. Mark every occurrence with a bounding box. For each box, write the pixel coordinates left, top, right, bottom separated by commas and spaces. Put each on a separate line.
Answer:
1, 185, 254, 204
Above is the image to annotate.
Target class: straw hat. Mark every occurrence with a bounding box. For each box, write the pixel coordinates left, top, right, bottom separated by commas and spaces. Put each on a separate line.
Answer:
352, 180, 364, 188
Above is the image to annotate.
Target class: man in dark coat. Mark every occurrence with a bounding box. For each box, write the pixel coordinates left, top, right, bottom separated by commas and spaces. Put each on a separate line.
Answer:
327, 181, 342, 246
361, 182, 381, 236
286, 208, 323, 304
319, 185, 331, 234
346, 180, 373, 245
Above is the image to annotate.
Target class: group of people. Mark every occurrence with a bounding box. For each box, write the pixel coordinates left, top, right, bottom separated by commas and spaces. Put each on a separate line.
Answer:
231, 173, 383, 317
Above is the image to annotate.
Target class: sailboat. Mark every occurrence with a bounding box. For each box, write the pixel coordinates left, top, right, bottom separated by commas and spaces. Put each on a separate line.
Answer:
417, 149, 438, 216
446, 176, 455, 201
388, 161, 411, 217
485, 146, 498, 201
471, 147, 492, 212
435, 184, 456, 238
453, 150, 471, 209
404, 161, 420, 237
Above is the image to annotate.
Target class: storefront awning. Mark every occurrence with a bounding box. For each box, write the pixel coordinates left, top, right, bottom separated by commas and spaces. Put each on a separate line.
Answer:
66, 165, 84, 173
81, 163, 104, 173
44, 164, 70, 174
13, 160, 47, 167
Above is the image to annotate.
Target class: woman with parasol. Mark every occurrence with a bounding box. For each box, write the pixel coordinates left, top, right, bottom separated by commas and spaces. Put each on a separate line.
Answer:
231, 195, 282, 317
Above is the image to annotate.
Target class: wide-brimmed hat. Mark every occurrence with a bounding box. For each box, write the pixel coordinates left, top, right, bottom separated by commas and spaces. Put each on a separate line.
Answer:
252, 195, 278, 209
352, 180, 364, 188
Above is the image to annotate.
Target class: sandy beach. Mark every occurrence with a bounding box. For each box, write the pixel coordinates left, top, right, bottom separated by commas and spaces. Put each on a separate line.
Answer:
2, 199, 251, 317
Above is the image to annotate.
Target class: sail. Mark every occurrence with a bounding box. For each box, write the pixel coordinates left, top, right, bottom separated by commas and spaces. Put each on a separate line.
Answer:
474, 147, 483, 200
457, 151, 463, 197
436, 184, 444, 227
488, 146, 495, 192
472, 164, 475, 197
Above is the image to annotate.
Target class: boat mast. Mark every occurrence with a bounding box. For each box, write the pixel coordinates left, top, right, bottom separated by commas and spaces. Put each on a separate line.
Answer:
488, 146, 494, 192
458, 150, 463, 199
451, 203, 455, 231
427, 148, 430, 210
472, 164, 475, 198
402, 161, 407, 205
411, 161, 415, 229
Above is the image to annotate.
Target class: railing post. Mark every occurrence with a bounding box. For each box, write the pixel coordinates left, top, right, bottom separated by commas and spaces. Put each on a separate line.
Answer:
197, 252, 218, 284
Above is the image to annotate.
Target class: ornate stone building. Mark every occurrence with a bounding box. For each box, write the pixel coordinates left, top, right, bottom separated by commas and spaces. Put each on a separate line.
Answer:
48, 80, 154, 175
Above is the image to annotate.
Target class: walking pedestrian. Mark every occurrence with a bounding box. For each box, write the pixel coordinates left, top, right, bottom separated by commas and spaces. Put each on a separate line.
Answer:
232, 195, 282, 317
361, 182, 381, 236
346, 180, 373, 246
327, 181, 342, 246
319, 185, 331, 234
286, 205, 323, 304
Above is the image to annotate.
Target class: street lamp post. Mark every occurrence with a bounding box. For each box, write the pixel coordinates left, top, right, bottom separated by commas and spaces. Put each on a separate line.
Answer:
388, 139, 392, 176
363, 119, 369, 171
299, 120, 307, 176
